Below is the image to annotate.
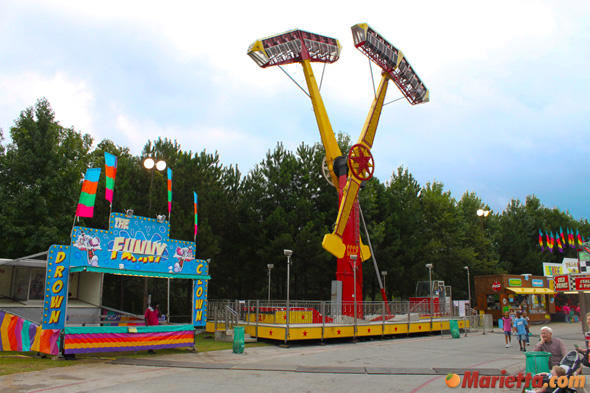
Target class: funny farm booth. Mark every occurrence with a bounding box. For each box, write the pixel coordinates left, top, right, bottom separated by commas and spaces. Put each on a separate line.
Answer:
474, 274, 555, 323
0, 212, 210, 356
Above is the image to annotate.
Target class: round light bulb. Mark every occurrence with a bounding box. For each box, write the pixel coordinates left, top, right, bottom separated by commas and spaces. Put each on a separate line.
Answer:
143, 158, 155, 169
156, 160, 167, 171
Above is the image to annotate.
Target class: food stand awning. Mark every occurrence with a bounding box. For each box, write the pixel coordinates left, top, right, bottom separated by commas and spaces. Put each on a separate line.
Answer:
506, 287, 555, 295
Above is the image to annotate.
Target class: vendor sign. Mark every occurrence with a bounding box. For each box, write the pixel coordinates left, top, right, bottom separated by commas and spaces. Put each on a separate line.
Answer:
575, 277, 590, 291
543, 262, 565, 277
554, 275, 570, 291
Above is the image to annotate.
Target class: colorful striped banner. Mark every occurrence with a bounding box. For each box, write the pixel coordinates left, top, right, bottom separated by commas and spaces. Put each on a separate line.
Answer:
167, 168, 173, 214
104, 152, 118, 203
76, 168, 101, 217
198, 191, 199, 236
0, 311, 60, 355
64, 325, 194, 354
556, 233, 564, 253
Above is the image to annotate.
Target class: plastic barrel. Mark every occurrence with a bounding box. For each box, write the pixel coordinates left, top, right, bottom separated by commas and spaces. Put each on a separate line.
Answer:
450, 320, 460, 339
233, 326, 245, 354
498, 319, 503, 329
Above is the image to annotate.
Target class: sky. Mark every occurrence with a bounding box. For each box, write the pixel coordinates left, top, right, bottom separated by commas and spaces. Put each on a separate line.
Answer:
1, 0, 589, 219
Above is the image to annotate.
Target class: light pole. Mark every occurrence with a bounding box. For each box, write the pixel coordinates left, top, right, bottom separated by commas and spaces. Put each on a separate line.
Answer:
381, 271, 387, 299
351, 254, 358, 339
143, 157, 167, 217
464, 266, 471, 313
284, 249, 292, 344
267, 263, 274, 303
142, 157, 167, 312
476, 209, 490, 232
425, 263, 433, 331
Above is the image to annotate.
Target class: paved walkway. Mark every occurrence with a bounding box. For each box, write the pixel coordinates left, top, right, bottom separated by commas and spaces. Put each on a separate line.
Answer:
1, 322, 587, 393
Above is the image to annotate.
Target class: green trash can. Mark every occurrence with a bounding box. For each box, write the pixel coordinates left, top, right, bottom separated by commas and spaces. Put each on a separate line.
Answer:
525, 351, 551, 374
232, 326, 245, 354
449, 320, 461, 339
525, 351, 550, 389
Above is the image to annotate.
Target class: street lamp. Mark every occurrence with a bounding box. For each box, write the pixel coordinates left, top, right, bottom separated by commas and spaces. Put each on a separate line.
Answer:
143, 157, 167, 216
142, 157, 167, 312
425, 263, 433, 330
476, 209, 490, 232
464, 266, 471, 312
381, 271, 387, 299
351, 254, 358, 339
284, 249, 292, 344
267, 264, 274, 303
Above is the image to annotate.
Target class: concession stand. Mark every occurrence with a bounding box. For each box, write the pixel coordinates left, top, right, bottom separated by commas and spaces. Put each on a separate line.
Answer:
474, 274, 555, 323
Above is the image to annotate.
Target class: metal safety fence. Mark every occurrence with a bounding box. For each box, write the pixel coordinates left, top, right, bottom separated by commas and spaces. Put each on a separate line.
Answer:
208, 299, 468, 339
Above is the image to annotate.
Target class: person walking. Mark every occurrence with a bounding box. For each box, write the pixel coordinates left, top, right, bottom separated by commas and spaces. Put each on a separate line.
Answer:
502, 311, 513, 348
513, 311, 528, 352
144, 301, 161, 354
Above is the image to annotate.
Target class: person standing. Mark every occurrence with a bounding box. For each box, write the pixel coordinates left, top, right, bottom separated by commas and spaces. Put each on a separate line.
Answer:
144, 301, 161, 354
522, 311, 530, 346
502, 311, 513, 348
575, 312, 590, 367
533, 326, 568, 368
513, 311, 528, 352
563, 304, 571, 323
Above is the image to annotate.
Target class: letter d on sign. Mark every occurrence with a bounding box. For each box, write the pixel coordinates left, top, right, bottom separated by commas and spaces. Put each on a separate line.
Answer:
56, 251, 66, 264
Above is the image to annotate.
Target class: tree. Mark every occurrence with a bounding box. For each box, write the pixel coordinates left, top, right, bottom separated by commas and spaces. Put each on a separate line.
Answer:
0, 98, 93, 257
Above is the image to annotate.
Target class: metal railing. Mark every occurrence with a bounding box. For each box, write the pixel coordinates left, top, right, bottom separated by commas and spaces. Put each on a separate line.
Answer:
208, 299, 465, 341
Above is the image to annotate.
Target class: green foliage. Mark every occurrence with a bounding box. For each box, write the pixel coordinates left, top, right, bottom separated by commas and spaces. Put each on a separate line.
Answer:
0, 98, 93, 257
1, 99, 587, 311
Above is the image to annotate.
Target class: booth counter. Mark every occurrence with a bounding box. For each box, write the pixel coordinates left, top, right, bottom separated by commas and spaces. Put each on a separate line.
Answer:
474, 274, 555, 323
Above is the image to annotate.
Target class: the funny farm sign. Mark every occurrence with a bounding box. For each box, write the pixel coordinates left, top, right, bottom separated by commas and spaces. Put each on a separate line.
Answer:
42, 213, 210, 329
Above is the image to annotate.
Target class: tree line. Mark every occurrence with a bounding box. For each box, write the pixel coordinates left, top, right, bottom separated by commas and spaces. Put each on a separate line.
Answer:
1, 99, 588, 316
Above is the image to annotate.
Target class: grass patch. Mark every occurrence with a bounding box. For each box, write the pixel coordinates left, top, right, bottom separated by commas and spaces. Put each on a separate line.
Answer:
0, 333, 269, 376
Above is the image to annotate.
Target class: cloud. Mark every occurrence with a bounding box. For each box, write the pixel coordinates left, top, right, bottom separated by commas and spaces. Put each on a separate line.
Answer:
0, 71, 94, 134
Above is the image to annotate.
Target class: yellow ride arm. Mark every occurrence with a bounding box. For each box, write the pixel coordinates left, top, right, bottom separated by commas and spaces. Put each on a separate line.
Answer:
357, 73, 390, 149
300, 59, 342, 188
322, 73, 390, 259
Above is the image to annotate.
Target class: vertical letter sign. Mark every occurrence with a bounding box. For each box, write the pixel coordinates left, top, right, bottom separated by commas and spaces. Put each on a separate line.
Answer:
193, 261, 209, 327
42, 245, 70, 330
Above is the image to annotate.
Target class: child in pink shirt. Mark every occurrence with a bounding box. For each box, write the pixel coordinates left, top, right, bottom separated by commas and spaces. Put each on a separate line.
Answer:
501, 311, 513, 348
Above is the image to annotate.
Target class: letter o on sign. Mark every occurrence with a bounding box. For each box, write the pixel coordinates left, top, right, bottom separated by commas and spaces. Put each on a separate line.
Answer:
52, 280, 63, 293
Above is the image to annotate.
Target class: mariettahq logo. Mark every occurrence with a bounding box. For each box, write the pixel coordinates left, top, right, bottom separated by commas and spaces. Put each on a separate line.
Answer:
444, 370, 585, 389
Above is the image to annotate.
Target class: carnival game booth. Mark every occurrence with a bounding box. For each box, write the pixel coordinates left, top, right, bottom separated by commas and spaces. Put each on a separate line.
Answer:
474, 274, 555, 323
38, 212, 209, 356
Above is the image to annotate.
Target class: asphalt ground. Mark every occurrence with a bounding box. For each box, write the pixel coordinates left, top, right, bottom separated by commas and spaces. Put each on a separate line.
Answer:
1, 322, 588, 393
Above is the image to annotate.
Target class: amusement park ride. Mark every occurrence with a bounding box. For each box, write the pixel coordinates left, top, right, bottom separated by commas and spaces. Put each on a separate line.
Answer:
248, 24, 429, 314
